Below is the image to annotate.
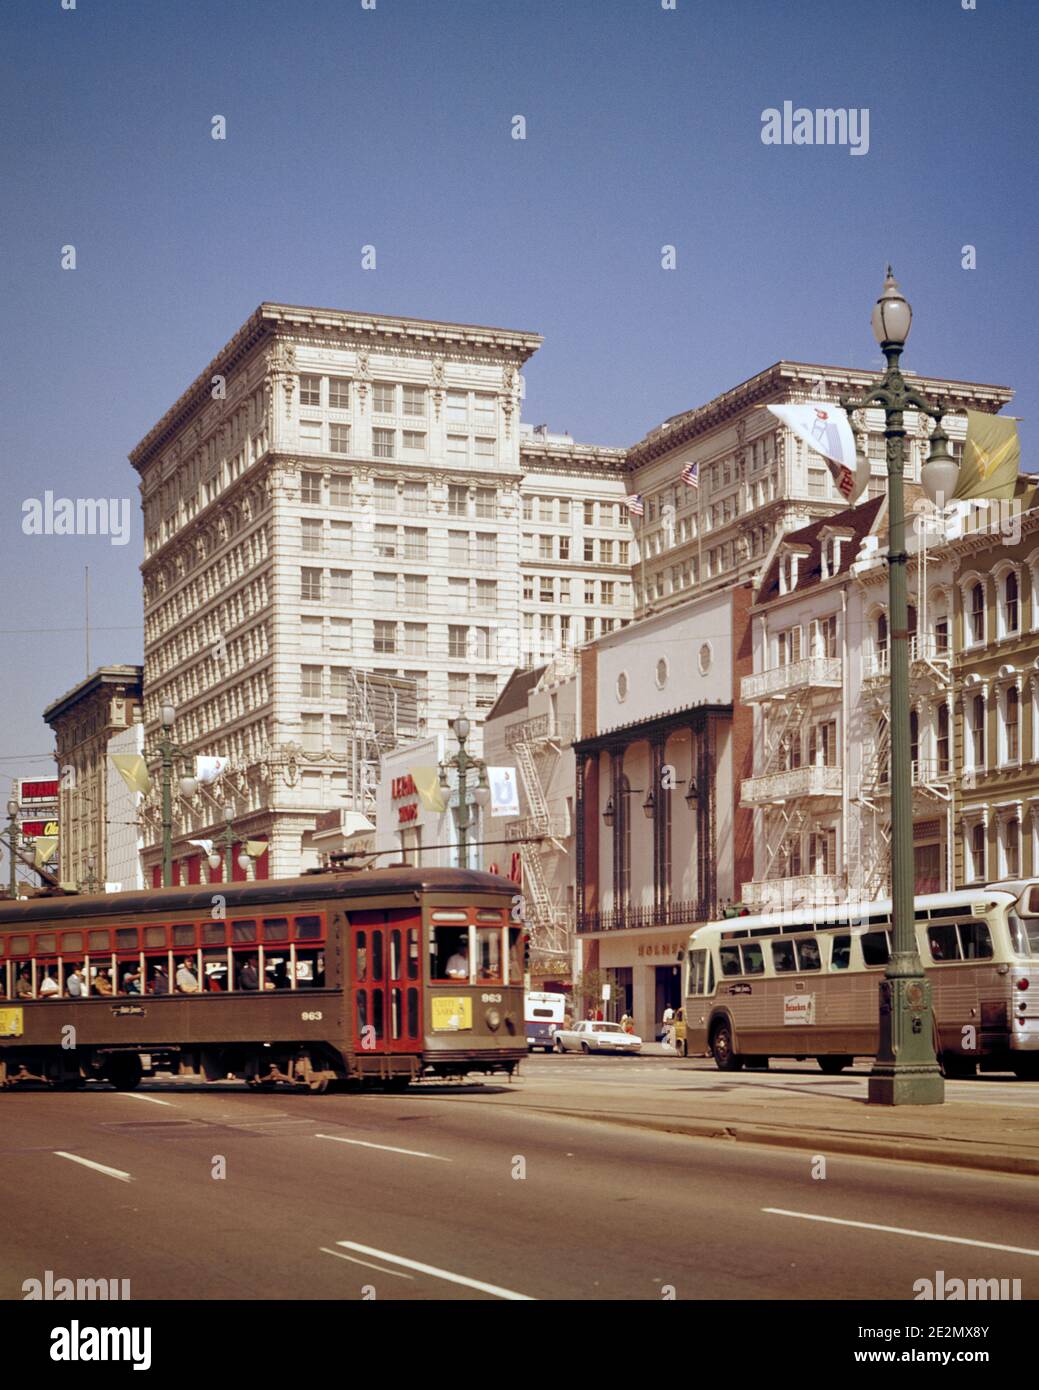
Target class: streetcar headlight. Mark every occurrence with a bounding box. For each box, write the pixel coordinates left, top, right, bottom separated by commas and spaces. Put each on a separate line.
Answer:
486, 1008, 501, 1030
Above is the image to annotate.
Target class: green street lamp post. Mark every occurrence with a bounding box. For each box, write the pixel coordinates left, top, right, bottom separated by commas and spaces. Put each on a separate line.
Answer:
80, 855, 100, 894
438, 711, 490, 869
157, 704, 198, 889
841, 268, 953, 1106
5, 798, 19, 898
206, 804, 251, 882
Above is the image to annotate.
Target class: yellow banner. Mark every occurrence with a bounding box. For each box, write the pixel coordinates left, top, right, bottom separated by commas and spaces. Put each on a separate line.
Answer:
111, 754, 151, 797
411, 766, 447, 813
33, 836, 59, 868
953, 411, 1020, 502
0, 1008, 24, 1038
431, 996, 472, 1032
245, 840, 268, 859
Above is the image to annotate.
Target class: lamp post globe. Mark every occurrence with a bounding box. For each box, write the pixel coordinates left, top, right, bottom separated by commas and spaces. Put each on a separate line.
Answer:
474, 784, 490, 808
920, 427, 960, 508
871, 266, 913, 347
454, 712, 470, 742
160, 703, 176, 729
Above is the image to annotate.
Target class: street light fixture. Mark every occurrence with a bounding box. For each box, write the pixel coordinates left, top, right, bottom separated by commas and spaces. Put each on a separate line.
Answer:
601, 786, 644, 826
840, 266, 948, 1107
5, 798, 19, 898
438, 710, 490, 868
155, 704, 198, 887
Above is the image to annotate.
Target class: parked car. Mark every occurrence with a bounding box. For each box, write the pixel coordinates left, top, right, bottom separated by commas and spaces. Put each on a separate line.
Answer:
553, 1020, 643, 1054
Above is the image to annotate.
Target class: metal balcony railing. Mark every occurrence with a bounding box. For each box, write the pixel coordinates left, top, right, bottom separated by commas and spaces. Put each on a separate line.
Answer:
740, 656, 842, 704
740, 764, 842, 805
577, 899, 709, 933
505, 713, 576, 748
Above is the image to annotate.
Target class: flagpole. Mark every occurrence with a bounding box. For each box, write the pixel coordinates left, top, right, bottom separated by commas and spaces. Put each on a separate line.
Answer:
639, 511, 649, 614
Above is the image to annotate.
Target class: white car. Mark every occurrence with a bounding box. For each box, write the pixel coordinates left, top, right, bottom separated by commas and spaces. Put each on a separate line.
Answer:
553, 1020, 642, 1054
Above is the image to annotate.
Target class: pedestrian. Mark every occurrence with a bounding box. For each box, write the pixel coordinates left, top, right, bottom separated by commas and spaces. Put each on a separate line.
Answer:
621, 1011, 634, 1035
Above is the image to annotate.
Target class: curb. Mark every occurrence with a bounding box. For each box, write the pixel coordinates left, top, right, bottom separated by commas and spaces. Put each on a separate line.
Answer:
519, 1104, 1039, 1178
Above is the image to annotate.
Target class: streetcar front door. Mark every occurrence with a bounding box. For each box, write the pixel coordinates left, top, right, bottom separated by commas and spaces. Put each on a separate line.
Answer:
350, 910, 422, 1054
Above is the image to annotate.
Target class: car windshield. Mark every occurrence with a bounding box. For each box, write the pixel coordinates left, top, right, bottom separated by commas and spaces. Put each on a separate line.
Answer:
595, 1023, 624, 1033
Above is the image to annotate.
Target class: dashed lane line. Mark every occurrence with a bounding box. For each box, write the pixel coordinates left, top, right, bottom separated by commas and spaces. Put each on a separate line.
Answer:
53, 1151, 133, 1183
334, 1241, 534, 1299
763, 1207, 1039, 1257
315, 1133, 450, 1161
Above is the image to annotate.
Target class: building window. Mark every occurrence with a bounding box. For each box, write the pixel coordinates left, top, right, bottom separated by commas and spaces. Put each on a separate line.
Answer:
971, 693, 986, 768
301, 472, 322, 504
474, 437, 495, 462
299, 420, 321, 448
402, 481, 427, 514
1006, 686, 1020, 762
472, 627, 493, 661
1004, 816, 1021, 877
328, 377, 350, 409
474, 533, 496, 566
301, 567, 322, 602
448, 531, 469, 565
374, 525, 397, 559
403, 624, 427, 657
329, 521, 351, 556
811, 614, 838, 658
329, 475, 351, 507
475, 674, 497, 709
808, 827, 836, 876
448, 485, 469, 517
373, 383, 396, 414
301, 712, 323, 753
584, 501, 596, 526
969, 821, 986, 881
583, 538, 595, 562
372, 572, 396, 605
447, 435, 468, 463
539, 578, 554, 604
374, 478, 397, 512
560, 614, 571, 648
808, 720, 837, 766
402, 386, 426, 417
448, 672, 468, 705
559, 577, 571, 603
584, 581, 596, 604
301, 615, 323, 652
970, 582, 985, 644
374, 620, 397, 654
584, 617, 596, 642
777, 626, 802, 666
373, 428, 395, 459
448, 626, 468, 659
301, 518, 322, 553
446, 391, 467, 424
937, 704, 950, 775
539, 535, 553, 560
299, 375, 321, 406
909, 709, 919, 774
329, 618, 351, 652
476, 579, 497, 611
329, 423, 351, 454
601, 582, 615, 606
403, 574, 427, 607
301, 666, 323, 700
329, 666, 351, 698
876, 612, 888, 666
403, 527, 427, 561
329, 570, 353, 604
330, 715, 350, 754
1003, 571, 1020, 634
402, 432, 426, 458
475, 487, 496, 519
448, 577, 469, 612
522, 575, 534, 601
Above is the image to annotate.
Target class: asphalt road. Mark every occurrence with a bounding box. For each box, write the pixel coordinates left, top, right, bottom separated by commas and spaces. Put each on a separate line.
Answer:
2, 1056, 1037, 1301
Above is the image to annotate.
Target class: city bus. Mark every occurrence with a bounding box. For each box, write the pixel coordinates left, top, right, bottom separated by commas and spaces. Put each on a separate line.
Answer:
681, 882, 1039, 1079
524, 990, 567, 1051
0, 865, 526, 1091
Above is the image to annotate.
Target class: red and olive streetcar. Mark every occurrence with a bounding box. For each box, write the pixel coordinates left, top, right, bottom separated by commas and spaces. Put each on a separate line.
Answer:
0, 865, 526, 1091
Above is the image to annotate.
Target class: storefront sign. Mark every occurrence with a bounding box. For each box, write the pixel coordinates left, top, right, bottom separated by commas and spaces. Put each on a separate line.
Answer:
17, 778, 59, 805
20, 820, 59, 840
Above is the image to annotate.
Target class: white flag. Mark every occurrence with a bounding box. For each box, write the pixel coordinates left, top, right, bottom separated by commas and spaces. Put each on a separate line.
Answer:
767, 402, 864, 502
488, 767, 520, 818
195, 756, 229, 785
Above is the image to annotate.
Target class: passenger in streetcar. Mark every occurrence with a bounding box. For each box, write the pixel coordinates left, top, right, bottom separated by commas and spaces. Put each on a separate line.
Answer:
93, 968, 113, 995
66, 964, 86, 998
122, 967, 142, 995
39, 970, 59, 998
238, 957, 260, 990
150, 963, 169, 994
175, 958, 199, 993
16, 969, 32, 999
445, 942, 469, 979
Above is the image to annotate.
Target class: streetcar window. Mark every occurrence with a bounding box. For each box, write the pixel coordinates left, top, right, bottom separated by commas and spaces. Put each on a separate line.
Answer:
172, 924, 194, 947
267, 954, 290, 990
115, 929, 138, 950
91, 964, 115, 995
927, 924, 960, 963
795, 938, 821, 971
718, 945, 742, 977
861, 931, 890, 966
10, 936, 30, 956
390, 930, 402, 979
203, 922, 226, 945
371, 933, 384, 982
232, 950, 261, 991
771, 940, 796, 973
35, 934, 56, 954
263, 918, 289, 941
62, 932, 83, 952
431, 910, 468, 923
143, 927, 165, 948
432, 927, 470, 981
407, 987, 419, 1038
88, 930, 110, 951
295, 949, 324, 987
355, 933, 367, 982
476, 909, 504, 922
476, 927, 503, 982
740, 942, 765, 975
146, 957, 171, 994
356, 990, 367, 1036
390, 987, 402, 1040
832, 935, 852, 970
407, 927, 419, 980
117, 960, 143, 995
508, 927, 524, 983
371, 986, 384, 1040
202, 949, 229, 991
294, 916, 322, 940
232, 920, 257, 943
958, 920, 993, 960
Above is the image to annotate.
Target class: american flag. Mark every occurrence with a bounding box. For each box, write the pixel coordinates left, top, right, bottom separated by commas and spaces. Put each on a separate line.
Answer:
624, 494, 644, 516
681, 461, 699, 489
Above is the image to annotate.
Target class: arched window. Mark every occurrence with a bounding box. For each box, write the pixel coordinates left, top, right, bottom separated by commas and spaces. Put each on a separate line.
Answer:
1006, 686, 1020, 762
876, 612, 888, 665
970, 583, 985, 644
972, 694, 986, 768
1004, 571, 1020, 634
909, 709, 920, 776
937, 704, 950, 776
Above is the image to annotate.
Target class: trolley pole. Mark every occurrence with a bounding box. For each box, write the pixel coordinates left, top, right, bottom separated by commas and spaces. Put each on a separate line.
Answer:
841, 268, 953, 1106
439, 711, 490, 870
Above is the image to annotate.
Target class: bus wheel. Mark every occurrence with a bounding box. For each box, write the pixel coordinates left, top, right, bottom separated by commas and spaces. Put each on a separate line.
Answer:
106, 1054, 142, 1091
817, 1055, 853, 1075
710, 1023, 743, 1072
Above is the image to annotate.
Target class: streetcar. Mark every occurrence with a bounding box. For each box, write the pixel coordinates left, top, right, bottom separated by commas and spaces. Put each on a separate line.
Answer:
0, 865, 526, 1091
681, 882, 1039, 1079
524, 990, 567, 1051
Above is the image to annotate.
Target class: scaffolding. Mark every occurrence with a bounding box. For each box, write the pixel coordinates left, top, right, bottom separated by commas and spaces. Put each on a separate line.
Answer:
342, 669, 420, 817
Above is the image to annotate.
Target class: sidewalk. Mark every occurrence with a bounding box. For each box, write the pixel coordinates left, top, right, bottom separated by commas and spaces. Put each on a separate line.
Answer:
509, 1060, 1039, 1176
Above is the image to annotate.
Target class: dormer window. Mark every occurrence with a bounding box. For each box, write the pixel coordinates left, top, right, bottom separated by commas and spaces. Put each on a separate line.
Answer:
778, 544, 811, 594
819, 527, 854, 581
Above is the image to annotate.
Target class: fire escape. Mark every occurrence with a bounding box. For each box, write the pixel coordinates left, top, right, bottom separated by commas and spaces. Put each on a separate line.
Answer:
504, 711, 574, 973
740, 653, 844, 910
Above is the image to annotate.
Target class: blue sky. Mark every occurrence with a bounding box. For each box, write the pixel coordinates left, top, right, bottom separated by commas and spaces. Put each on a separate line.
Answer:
1, 0, 1037, 840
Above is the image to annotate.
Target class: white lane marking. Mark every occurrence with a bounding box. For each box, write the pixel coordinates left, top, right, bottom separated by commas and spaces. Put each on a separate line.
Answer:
53, 1151, 133, 1184
763, 1208, 1039, 1257
335, 1241, 534, 1300
315, 1133, 450, 1162
120, 1092, 174, 1107
319, 1247, 414, 1279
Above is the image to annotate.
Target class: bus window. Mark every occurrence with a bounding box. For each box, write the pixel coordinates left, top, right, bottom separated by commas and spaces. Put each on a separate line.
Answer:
740, 942, 765, 975
861, 931, 890, 966
718, 945, 742, 977
432, 927, 471, 981
795, 938, 821, 971
476, 927, 502, 982
771, 940, 796, 973
927, 924, 960, 962
958, 920, 993, 960
1009, 912, 1039, 957
832, 935, 852, 970
687, 949, 709, 995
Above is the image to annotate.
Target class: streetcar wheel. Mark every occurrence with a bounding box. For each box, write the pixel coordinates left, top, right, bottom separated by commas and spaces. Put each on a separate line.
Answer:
817, 1055, 853, 1075
106, 1054, 142, 1091
711, 1024, 743, 1072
